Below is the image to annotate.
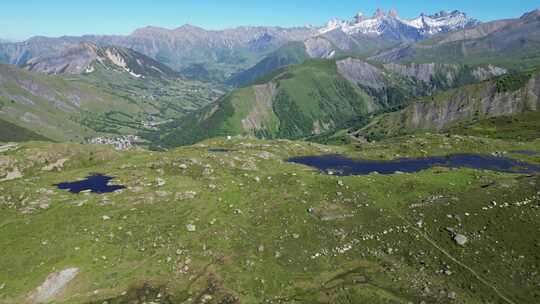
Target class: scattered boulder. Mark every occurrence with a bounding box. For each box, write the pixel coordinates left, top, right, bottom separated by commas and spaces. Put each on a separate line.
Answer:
186, 224, 196, 232
41, 158, 68, 172
257, 151, 275, 160
453, 234, 468, 246
156, 178, 166, 187
175, 191, 197, 201
29, 268, 79, 304
155, 191, 171, 198
241, 160, 258, 171
0, 167, 22, 182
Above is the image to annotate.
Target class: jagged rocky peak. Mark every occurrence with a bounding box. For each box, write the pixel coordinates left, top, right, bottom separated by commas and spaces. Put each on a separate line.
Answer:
319, 8, 480, 39
388, 9, 399, 19
355, 11, 365, 23
374, 8, 386, 19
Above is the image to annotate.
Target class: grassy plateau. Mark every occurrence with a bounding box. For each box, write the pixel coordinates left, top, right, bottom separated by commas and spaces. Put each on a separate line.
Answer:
0, 132, 539, 303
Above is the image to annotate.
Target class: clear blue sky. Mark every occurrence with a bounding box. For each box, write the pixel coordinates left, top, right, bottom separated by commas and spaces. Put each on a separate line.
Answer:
2, 0, 539, 40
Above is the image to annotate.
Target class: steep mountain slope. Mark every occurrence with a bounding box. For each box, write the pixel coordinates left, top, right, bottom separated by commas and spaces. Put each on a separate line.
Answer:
356, 69, 540, 140
21, 42, 180, 78
156, 60, 375, 147
372, 9, 540, 69
156, 58, 505, 147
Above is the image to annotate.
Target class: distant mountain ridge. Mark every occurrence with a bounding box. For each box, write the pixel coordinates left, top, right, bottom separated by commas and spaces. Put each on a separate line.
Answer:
0, 8, 481, 83
21, 42, 180, 78
0, 26, 317, 82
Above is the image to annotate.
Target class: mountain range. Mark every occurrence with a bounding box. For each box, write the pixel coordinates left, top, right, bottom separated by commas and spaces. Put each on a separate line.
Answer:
372, 9, 540, 68
0, 9, 480, 83
319, 9, 479, 40
157, 58, 506, 147
1, 7, 540, 145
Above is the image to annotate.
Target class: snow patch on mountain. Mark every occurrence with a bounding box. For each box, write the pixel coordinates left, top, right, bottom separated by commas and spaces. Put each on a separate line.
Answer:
320, 9, 480, 38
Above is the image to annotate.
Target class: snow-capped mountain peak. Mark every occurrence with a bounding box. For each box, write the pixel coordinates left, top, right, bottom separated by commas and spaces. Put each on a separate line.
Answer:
403, 10, 480, 35
319, 9, 480, 39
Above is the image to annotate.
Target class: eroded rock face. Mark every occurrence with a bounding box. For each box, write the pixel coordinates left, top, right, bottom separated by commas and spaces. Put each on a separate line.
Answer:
408, 73, 540, 130
383, 62, 506, 86
360, 70, 540, 137
29, 268, 79, 304
337, 58, 386, 90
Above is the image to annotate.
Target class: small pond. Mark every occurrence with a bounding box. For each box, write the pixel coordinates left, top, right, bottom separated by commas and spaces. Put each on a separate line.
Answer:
56, 174, 126, 194
287, 154, 540, 176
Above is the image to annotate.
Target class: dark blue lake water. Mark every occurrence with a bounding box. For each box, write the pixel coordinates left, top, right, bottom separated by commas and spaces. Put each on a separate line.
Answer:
56, 174, 126, 194
287, 154, 540, 176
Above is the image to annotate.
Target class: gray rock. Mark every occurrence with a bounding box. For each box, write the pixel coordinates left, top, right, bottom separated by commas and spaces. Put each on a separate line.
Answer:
453, 234, 468, 246
29, 268, 79, 304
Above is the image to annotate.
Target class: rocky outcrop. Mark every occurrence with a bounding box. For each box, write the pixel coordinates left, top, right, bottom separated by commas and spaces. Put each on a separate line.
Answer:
360, 71, 540, 136
337, 58, 386, 90
29, 268, 79, 304
336, 58, 506, 110
408, 78, 539, 130
383, 62, 506, 86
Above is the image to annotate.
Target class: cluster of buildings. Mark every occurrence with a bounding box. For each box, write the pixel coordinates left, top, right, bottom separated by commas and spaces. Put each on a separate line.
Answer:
89, 135, 140, 150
